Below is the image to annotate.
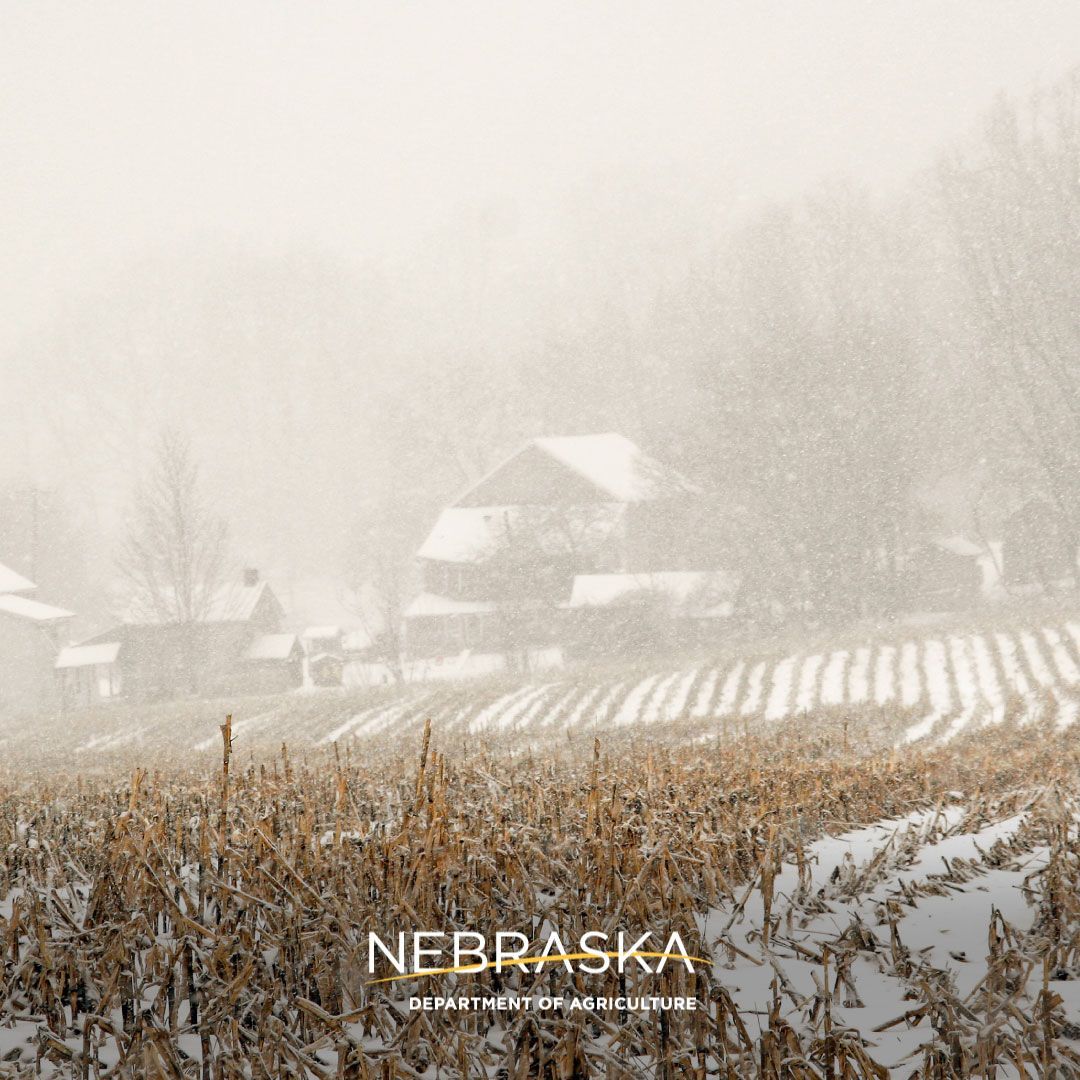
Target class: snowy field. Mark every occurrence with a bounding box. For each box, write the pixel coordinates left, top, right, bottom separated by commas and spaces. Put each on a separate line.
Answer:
3, 617, 1080, 1075
2, 705, 1080, 1076
8, 615, 1080, 770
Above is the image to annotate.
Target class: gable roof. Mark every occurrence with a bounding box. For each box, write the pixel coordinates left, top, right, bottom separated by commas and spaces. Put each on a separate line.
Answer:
0, 561, 36, 595
455, 433, 699, 508
0, 593, 74, 622
120, 580, 278, 626
531, 434, 698, 502
56, 642, 121, 669
243, 632, 300, 661
417, 507, 507, 563
932, 535, 985, 559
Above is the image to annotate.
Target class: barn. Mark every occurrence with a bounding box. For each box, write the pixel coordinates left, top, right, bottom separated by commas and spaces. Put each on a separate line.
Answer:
59, 571, 303, 704
404, 433, 708, 675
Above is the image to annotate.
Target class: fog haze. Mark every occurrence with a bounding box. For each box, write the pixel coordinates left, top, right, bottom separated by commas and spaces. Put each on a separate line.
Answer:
3, 1, 1076, 345
2, 0, 1080, 637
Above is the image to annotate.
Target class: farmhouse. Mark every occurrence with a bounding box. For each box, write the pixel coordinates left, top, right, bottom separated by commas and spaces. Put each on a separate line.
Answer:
0, 560, 74, 714
404, 433, 708, 675
58, 571, 302, 705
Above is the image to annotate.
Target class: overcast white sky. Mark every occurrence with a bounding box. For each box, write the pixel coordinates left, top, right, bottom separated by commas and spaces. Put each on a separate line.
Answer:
1, 0, 1077, 357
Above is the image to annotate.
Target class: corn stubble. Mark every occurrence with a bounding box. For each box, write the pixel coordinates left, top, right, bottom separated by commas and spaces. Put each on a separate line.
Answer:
1, 706, 1079, 1077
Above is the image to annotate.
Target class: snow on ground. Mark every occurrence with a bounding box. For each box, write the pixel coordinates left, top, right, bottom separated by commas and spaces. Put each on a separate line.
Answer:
690, 668, 718, 717
1055, 688, 1080, 729
562, 684, 605, 729
940, 636, 978, 741
1020, 630, 1055, 687
535, 686, 581, 729
1044, 627, 1080, 685
874, 644, 896, 705
46, 616, 1080, 762
320, 704, 384, 745
493, 684, 551, 731
588, 682, 624, 727
819, 649, 848, 706
510, 684, 561, 730
899, 642, 920, 708
764, 655, 797, 721
970, 635, 1003, 720
739, 661, 766, 716
642, 671, 682, 725
995, 632, 1030, 697
614, 674, 662, 727
922, 639, 952, 715
714, 661, 744, 716
698, 801, 1052, 1073
664, 667, 698, 720
794, 654, 823, 713
902, 712, 940, 744
848, 645, 871, 704
466, 686, 534, 734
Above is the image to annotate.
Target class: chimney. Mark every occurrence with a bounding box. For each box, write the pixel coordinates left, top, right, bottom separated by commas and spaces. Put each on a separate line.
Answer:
243, 567, 259, 588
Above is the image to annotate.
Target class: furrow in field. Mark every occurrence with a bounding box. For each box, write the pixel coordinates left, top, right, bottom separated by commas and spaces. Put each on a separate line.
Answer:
690, 668, 718, 717
642, 672, 682, 725
1043, 628, 1080, 685
874, 645, 896, 705
1019, 630, 1055, 687
899, 642, 921, 708
995, 632, 1030, 697
923, 640, 952, 715
794, 654, 823, 713
764, 656, 797, 721
714, 662, 745, 717
819, 650, 848, 707
739, 661, 767, 716
664, 668, 698, 721
847, 646, 871, 704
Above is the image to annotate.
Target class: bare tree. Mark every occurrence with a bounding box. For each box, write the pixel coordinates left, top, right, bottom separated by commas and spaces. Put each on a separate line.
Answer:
343, 529, 410, 684
937, 72, 1080, 559
118, 429, 231, 693
696, 189, 926, 625
484, 504, 615, 672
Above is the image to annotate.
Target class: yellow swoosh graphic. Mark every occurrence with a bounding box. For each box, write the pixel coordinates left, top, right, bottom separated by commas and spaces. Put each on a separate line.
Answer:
366, 950, 710, 986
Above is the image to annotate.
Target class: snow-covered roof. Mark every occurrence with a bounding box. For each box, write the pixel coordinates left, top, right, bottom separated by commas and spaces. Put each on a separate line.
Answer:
0, 593, 74, 622
404, 593, 497, 618
418, 503, 624, 565
55, 642, 121, 669
302, 625, 341, 641
417, 508, 505, 563
243, 633, 299, 661
0, 561, 35, 594
933, 535, 985, 559
565, 571, 737, 617
531, 434, 699, 502
341, 628, 374, 651
122, 580, 273, 625
418, 433, 694, 564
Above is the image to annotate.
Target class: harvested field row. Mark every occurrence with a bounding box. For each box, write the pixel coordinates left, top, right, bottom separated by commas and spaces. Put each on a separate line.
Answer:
8, 618, 1080, 771
1, 710, 1080, 1076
